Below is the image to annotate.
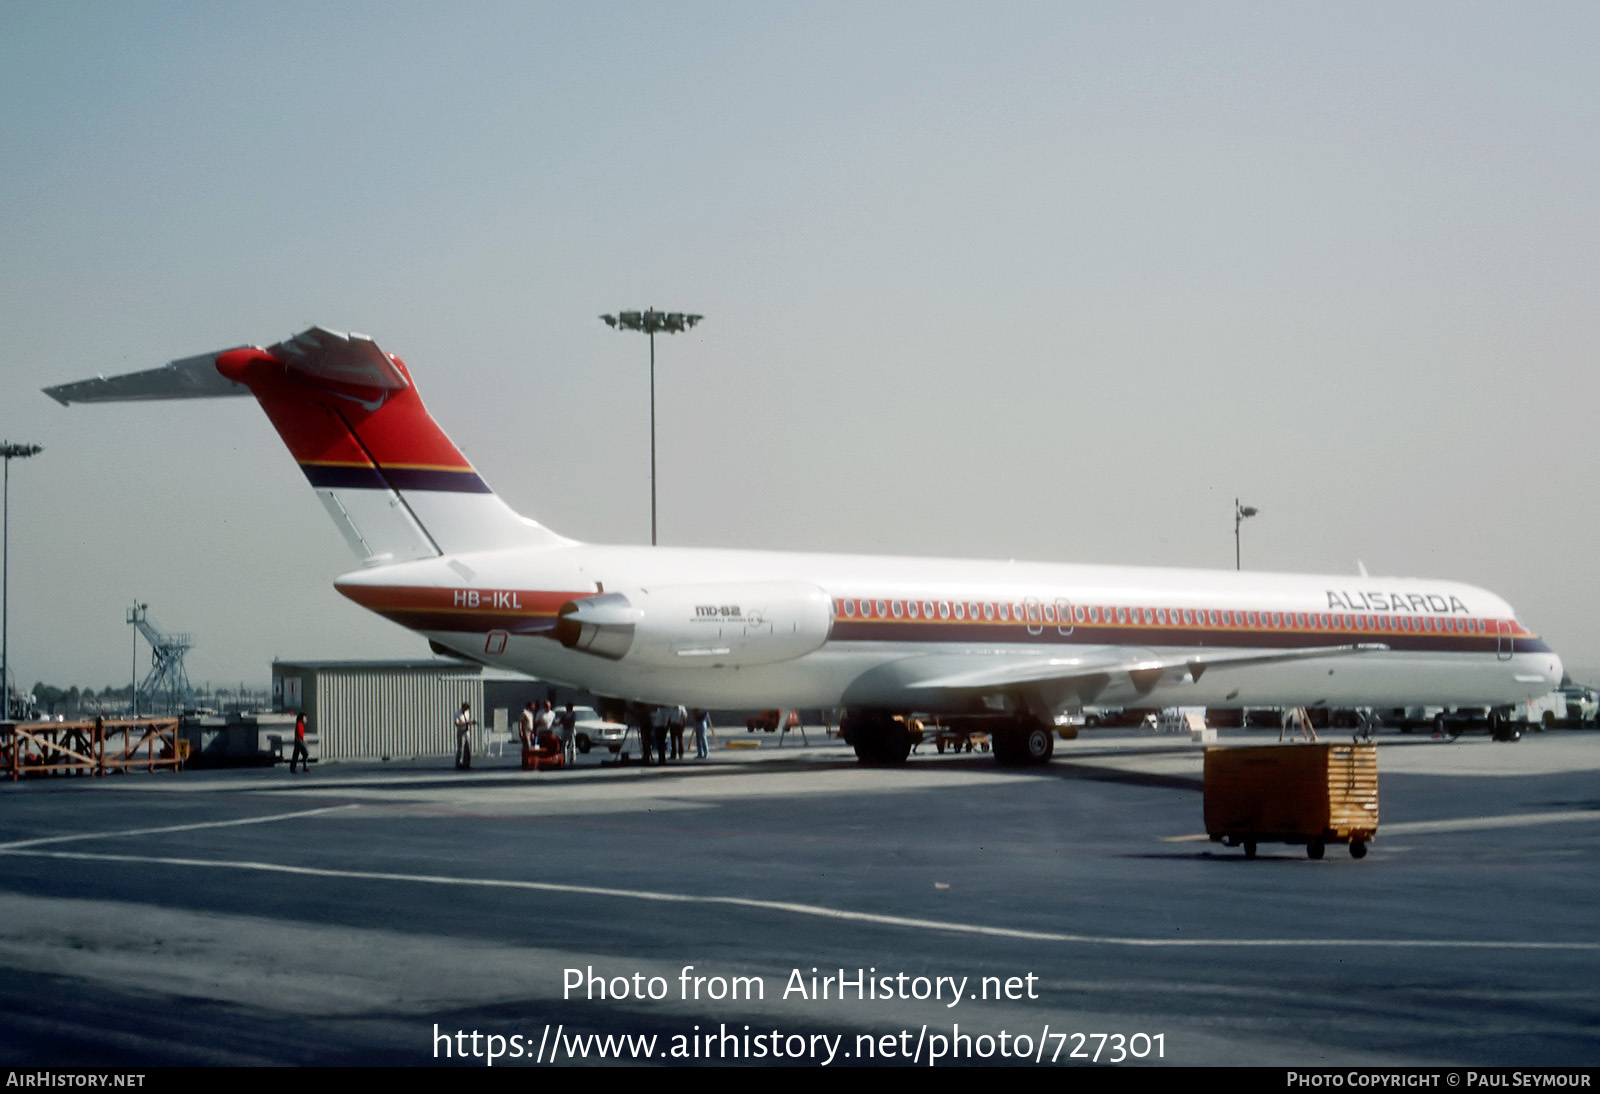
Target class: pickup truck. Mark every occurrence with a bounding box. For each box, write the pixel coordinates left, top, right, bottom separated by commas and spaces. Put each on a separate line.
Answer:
1510, 686, 1598, 729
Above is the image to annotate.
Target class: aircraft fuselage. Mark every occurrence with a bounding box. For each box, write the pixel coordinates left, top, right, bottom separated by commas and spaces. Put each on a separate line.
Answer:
334, 542, 1560, 713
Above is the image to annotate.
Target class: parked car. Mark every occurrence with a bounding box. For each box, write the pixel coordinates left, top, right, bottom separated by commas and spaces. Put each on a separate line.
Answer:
570, 706, 628, 753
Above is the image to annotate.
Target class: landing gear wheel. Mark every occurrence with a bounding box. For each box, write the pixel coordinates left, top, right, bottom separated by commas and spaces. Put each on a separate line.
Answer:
880, 722, 912, 764
1022, 723, 1055, 765
994, 719, 1054, 766
1243, 841, 1257, 859
846, 712, 911, 766
847, 715, 881, 764
1488, 710, 1523, 742
991, 728, 1021, 765
1307, 839, 1326, 860
1350, 840, 1368, 860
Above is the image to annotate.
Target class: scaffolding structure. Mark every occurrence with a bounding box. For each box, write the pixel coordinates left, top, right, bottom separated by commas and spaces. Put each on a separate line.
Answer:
128, 602, 194, 715
0, 717, 184, 780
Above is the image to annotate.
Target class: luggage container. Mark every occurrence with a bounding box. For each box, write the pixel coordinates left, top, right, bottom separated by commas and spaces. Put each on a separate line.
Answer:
1203, 743, 1378, 860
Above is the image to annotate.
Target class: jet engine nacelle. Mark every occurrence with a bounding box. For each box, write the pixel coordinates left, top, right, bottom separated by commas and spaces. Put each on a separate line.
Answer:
554, 581, 833, 668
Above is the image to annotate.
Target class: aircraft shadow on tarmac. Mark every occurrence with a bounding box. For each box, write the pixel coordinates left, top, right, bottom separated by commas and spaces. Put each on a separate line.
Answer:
232, 745, 1211, 796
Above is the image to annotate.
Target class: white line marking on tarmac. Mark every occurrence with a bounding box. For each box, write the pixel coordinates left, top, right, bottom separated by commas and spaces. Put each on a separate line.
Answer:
0, 805, 358, 851
1160, 809, 1600, 843
4, 847, 1596, 951
1384, 810, 1600, 834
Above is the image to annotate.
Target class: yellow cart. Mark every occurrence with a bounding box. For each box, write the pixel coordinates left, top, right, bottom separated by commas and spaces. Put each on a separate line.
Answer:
1203, 743, 1378, 860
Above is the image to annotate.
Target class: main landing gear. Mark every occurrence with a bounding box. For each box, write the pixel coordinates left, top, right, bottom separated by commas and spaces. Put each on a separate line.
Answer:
842, 711, 1055, 767
842, 711, 914, 765
990, 719, 1054, 766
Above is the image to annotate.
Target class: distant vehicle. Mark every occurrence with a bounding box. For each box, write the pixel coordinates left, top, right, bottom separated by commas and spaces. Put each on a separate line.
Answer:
1557, 684, 1598, 726
1510, 685, 1597, 729
570, 707, 627, 754
1084, 707, 1158, 728
745, 709, 801, 733
1403, 684, 1599, 737
1156, 707, 1208, 734
1509, 691, 1566, 730
925, 715, 989, 754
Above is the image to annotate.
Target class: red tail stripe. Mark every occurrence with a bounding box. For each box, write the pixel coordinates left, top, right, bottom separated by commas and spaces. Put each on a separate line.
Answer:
216, 349, 475, 472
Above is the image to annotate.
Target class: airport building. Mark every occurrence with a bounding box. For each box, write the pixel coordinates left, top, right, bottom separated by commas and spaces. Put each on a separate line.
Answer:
271, 659, 561, 761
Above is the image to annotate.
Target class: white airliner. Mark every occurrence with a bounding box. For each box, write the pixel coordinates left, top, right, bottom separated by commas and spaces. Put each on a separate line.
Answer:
45, 327, 1562, 764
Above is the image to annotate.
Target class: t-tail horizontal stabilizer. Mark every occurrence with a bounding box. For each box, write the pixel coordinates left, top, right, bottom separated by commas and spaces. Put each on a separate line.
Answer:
44, 326, 572, 565
42, 353, 253, 405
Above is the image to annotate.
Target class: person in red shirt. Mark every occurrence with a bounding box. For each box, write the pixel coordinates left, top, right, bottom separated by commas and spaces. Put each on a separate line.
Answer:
290, 712, 310, 773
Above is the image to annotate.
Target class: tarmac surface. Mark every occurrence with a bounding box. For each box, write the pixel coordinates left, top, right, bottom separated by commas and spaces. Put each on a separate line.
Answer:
1, 726, 1597, 1067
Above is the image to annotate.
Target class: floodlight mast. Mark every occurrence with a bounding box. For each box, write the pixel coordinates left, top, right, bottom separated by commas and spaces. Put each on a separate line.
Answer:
1, 442, 42, 720
127, 601, 147, 719
1234, 498, 1259, 571
599, 309, 704, 547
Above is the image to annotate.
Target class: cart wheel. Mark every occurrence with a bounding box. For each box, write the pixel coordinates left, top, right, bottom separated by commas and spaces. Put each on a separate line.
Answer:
1307, 839, 1325, 860
1243, 841, 1257, 859
1350, 840, 1368, 860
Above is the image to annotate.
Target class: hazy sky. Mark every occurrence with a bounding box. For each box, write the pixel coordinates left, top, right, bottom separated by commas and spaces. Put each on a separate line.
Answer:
2, 2, 1596, 692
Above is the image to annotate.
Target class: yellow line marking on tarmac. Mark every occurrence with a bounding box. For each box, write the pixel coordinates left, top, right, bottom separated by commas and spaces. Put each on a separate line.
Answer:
0, 805, 358, 851
4, 847, 1597, 951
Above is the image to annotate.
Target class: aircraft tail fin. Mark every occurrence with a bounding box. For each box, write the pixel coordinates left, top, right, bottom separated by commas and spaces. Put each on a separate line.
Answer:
44, 327, 572, 565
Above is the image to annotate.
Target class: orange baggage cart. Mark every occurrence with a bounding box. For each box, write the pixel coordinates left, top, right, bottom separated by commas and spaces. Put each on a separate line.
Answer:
1204, 743, 1378, 860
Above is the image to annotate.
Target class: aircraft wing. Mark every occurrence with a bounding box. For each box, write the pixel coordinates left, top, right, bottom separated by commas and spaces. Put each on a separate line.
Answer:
901, 643, 1390, 696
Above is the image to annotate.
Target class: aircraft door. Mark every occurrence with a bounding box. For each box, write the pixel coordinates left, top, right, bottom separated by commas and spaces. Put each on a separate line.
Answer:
1024, 597, 1043, 636
1496, 620, 1513, 662
1056, 598, 1074, 636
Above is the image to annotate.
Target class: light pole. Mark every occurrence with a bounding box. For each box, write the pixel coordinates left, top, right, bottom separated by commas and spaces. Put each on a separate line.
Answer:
1234, 498, 1258, 571
127, 601, 147, 719
1, 443, 42, 720
599, 308, 704, 546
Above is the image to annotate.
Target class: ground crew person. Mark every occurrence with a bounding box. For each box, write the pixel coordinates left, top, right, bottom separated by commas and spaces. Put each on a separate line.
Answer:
455, 701, 476, 769
290, 712, 310, 773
